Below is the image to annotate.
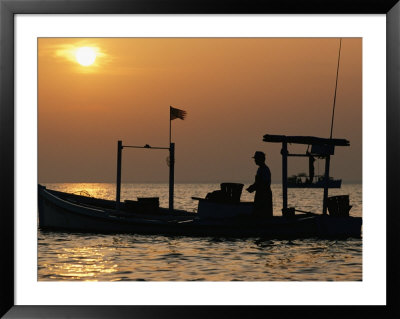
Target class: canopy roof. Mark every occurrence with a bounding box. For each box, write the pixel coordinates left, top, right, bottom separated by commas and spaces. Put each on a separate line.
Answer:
263, 134, 350, 146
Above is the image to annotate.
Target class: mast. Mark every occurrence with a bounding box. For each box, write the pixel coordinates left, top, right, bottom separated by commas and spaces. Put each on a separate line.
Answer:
323, 38, 343, 214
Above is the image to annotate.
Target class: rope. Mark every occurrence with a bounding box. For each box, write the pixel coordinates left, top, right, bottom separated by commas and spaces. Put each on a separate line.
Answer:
330, 38, 342, 139
72, 190, 92, 197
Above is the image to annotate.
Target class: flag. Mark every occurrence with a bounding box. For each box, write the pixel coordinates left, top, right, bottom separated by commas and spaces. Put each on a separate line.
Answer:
170, 106, 187, 120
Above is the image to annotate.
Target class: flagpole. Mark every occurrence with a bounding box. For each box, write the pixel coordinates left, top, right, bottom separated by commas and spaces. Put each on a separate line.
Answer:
169, 106, 172, 145
169, 106, 173, 212
168, 105, 186, 212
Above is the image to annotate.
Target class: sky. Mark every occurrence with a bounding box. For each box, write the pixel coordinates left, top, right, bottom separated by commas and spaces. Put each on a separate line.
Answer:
38, 38, 362, 183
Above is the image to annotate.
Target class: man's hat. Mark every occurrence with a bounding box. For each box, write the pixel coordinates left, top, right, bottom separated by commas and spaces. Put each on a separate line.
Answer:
252, 151, 265, 160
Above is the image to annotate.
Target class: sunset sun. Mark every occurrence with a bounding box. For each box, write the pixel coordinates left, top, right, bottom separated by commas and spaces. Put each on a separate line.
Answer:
75, 47, 96, 66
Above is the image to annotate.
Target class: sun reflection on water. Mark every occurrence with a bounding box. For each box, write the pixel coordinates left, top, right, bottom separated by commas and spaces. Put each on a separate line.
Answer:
43, 245, 119, 281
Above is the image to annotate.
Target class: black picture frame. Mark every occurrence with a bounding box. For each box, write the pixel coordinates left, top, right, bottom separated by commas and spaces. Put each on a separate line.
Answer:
1, 0, 399, 318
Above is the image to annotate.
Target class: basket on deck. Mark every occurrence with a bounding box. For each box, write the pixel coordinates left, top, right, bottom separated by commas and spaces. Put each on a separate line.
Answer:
206, 183, 244, 203
220, 183, 244, 203
327, 195, 352, 217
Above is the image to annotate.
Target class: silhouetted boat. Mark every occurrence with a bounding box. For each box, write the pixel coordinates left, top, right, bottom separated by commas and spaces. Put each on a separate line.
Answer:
38, 183, 362, 238
287, 175, 342, 188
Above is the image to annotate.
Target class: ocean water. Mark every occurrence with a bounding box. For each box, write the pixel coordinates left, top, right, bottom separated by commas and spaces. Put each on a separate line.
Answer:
38, 183, 362, 281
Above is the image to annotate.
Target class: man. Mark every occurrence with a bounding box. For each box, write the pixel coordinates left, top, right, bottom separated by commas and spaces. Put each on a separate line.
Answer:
246, 151, 273, 218
306, 151, 315, 184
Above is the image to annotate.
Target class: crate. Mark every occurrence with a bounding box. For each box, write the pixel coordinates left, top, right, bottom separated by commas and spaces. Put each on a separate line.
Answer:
220, 183, 244, 203
327, 195, 352, 217
205, 183, 244, 203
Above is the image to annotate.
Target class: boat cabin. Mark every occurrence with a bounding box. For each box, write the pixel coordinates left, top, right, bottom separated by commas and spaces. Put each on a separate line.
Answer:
263, 134, 350, 216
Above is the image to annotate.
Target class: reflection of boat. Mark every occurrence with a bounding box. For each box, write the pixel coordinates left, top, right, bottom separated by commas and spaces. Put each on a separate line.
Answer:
38, 182, 362, 238
287, 175, 342, 188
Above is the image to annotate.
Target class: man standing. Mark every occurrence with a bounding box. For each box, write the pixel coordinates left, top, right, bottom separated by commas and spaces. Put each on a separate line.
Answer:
306, 151, 315, 184
246, 151, 273, 218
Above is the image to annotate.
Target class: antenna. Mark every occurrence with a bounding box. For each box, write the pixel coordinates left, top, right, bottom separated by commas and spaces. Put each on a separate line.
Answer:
330, 38, 342, 139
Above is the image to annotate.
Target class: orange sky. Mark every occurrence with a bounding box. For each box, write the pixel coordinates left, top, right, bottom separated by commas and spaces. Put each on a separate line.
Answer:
38, 38, 362, 183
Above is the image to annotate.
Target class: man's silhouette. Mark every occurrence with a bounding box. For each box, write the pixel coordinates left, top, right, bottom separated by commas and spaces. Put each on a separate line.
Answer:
307, 152, 315, 184
246, 151, 273, 218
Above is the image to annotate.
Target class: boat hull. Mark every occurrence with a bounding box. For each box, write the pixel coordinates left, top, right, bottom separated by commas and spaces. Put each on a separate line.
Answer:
38, 186, 362, 238
196, 198, 253, 219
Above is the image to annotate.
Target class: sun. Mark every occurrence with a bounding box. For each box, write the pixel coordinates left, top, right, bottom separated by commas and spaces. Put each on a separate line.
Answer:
75, 47, 97, 66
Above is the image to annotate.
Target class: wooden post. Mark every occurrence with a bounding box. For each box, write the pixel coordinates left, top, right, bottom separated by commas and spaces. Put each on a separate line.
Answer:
322, 155, 331, 215
282, 142, 288, 213
169, 143, 175, 212
116, 140, 122, 211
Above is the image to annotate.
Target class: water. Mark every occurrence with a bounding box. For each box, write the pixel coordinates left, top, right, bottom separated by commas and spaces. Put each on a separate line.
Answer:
38, 183, 362, 281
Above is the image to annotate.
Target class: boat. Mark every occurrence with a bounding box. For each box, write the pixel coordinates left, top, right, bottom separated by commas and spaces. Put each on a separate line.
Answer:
37, 122, 362, 240
38, 185, 361, 238
287, 174, 342, 188
38, 146, 362, 239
